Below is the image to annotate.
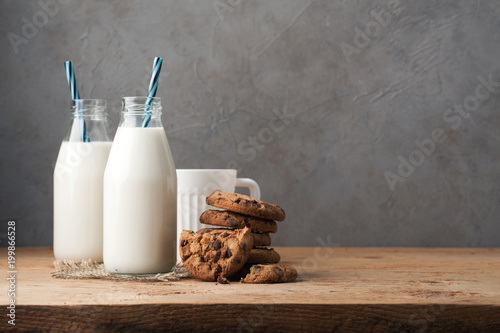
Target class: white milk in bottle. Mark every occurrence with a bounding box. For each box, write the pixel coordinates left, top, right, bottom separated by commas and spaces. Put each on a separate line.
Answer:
53, 99, 111, 262
104, 97, 177, 274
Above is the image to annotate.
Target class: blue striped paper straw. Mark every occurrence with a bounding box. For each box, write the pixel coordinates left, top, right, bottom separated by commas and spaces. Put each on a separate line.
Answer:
142, 57, 163, 128
65, 61, 89, 142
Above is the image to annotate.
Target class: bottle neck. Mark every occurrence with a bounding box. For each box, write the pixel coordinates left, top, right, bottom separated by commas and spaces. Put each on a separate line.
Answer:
65, 99, 110, 142
71, 99, 108, 120
120, 97, 163, 128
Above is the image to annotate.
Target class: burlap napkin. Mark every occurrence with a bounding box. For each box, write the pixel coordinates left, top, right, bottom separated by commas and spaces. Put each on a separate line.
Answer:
51, 260, 192, 281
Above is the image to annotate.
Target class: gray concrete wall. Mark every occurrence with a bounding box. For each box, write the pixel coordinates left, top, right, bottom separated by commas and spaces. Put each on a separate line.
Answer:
1, 0, 499, 247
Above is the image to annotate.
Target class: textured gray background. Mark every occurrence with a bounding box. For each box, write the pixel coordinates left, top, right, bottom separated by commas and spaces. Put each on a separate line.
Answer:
0, 0, 499, 247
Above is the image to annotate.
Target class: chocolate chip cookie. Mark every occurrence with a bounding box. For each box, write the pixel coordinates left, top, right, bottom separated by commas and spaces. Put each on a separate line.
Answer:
206, 190, 286, 221
247, 247, 281, 264
252, 232, 271, 247
179, 227, 253, 282
198, 228, 271, 247
242, 264, 298, 283
200, 210, 277, 233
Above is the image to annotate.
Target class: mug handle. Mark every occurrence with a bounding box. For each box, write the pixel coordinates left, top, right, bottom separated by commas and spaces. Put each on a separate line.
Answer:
235, 178, 261, 200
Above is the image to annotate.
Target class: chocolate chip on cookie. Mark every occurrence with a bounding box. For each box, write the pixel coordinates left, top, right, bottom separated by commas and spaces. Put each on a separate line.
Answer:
242, 264, 298, 284
247, 247, 281, 264
200, 210, 278, 233
179, 227, 253, 282
206, 190, 286, 221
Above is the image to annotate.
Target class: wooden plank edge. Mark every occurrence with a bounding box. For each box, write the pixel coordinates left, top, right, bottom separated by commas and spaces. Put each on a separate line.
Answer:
4, 304, 500, 332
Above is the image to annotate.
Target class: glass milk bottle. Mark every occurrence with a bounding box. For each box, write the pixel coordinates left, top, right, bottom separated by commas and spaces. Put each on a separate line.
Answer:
53, 99, 112, 262
103, 97, 177, 274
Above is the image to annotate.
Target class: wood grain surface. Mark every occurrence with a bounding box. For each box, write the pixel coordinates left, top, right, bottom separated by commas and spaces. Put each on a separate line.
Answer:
1, 247, 499, 332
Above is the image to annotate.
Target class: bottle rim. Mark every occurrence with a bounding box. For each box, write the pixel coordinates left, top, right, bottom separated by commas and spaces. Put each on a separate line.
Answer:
121, 96, 162, 115
71, 99, 107, 114
122, 96, 161, 102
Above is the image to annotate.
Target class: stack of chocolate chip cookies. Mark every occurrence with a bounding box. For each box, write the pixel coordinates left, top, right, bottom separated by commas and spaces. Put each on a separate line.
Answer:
179, 190, 297, 284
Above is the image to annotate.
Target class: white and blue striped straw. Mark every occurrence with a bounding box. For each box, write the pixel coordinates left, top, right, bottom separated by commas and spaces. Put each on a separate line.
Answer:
65, 61, 89, 142
142, 57, 163, 128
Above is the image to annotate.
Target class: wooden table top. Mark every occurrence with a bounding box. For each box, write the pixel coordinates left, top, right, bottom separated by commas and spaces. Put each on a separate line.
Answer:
2, 247, 499, 332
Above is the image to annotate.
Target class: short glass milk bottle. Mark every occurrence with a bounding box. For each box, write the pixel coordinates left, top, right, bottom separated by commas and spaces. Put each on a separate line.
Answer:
53, 99, 112, 262
103, 97, 177, 274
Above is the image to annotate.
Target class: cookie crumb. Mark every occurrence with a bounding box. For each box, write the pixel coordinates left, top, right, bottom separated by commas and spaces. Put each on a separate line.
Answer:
217, 276, 229, 284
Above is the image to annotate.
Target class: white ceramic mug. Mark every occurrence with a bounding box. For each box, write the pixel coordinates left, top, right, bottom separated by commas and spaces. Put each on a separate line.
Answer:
176, 169, 260, 262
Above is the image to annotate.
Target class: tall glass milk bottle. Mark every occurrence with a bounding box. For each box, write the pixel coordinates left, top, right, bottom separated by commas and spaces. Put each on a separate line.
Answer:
103, 97, 177, 274
53, 99, 112, 262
